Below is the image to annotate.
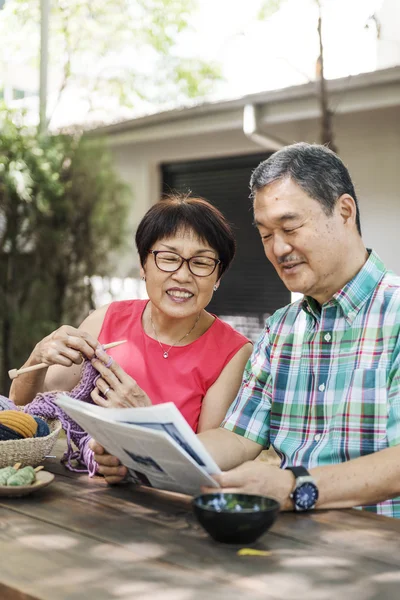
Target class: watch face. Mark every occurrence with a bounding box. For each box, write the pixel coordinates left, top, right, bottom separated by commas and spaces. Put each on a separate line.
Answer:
294, 482, 318, 510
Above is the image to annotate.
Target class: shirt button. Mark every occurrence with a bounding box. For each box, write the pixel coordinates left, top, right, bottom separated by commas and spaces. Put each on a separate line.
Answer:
318, 383, 325, 392
324, 333, 331, 342
314, 433, 321, 442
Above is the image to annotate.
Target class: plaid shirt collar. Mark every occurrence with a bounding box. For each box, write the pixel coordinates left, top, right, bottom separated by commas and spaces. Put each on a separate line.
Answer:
302, 249, 387, 325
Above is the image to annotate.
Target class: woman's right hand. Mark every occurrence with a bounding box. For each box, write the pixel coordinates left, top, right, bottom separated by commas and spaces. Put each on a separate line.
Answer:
89, 439, 127, 484
10, 309, 106, 406
31, 325, 99, 368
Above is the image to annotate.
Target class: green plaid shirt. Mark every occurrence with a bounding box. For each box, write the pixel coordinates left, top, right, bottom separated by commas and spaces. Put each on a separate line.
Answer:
222, 250, 400, 518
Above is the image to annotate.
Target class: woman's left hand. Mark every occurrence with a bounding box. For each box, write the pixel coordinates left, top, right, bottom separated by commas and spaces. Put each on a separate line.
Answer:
90, 347, 152, 408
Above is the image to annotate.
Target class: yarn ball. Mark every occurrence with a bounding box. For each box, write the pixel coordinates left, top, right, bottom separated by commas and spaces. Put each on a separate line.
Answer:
33, 417, 50, 438
24, 359, 100, 476
0, 396, 15, 411
0, 422, 24, 441
0, 411, 38, 438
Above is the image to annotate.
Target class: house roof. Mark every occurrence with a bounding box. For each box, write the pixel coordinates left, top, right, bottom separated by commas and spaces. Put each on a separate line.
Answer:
87, 65, 400, 146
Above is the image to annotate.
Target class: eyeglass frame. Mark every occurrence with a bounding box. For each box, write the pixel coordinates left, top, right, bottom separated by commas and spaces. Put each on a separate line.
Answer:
149, 250, 221, 277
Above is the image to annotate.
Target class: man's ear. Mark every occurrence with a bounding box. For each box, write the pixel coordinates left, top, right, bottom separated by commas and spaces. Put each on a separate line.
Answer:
140, 266, 145, 280
337, 194, 357, 227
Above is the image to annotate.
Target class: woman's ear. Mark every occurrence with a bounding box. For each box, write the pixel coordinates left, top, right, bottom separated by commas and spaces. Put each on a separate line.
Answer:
140, 266, 146, 281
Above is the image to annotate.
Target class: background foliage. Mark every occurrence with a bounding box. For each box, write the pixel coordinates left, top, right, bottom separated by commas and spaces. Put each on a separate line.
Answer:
0, 0, 222, 126
0, 108, 129, 393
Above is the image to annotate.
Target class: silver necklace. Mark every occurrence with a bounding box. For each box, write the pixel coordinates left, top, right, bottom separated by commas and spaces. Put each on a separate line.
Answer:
150, 311, 201, 359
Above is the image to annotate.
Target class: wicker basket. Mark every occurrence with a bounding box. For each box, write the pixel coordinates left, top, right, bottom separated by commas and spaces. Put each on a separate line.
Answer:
0, 418, 62, 468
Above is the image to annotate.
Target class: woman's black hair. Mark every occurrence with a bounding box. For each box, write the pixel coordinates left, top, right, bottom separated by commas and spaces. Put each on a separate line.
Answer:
135, 193, 236, 277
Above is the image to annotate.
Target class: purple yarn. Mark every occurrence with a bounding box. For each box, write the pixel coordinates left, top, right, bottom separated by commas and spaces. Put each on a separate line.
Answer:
0, 395, 16, 411
23, 359, 103, 476
1, 353, 114, 475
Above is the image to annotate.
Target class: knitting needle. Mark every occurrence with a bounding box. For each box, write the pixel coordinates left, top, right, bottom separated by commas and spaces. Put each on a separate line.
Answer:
8, 339, 127, 380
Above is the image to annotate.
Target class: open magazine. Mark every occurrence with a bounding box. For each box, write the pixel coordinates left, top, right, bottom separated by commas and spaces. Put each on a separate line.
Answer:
55, 395, 221, 496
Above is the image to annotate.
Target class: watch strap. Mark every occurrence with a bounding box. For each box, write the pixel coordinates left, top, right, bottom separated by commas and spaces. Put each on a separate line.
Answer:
286, 466, 310, 478
287, 466, 318, 511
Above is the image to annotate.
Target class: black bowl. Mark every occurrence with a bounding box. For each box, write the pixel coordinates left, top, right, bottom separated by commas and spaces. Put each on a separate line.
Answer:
192, 492, 280, 544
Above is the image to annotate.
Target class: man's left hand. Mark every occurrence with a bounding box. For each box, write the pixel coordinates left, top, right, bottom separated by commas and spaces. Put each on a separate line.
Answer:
203, 461, 295, 510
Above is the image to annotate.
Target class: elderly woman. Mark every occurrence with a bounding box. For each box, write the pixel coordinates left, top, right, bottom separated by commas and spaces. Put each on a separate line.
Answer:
10, 194, 252, 436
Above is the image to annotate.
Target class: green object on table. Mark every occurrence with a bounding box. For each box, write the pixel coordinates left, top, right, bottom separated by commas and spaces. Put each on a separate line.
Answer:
7, 466, 36, 486
0, 466, 16, 485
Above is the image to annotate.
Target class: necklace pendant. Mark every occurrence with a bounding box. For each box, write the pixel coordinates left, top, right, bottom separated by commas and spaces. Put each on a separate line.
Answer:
150, 309, 201, 361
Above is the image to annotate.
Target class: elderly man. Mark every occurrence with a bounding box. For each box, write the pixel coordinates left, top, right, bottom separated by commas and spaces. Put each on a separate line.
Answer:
92, 143, 400, 517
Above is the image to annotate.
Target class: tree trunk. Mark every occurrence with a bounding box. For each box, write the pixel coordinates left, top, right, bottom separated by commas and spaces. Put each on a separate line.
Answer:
316, 3, 338, 153
1, 254, 13, 395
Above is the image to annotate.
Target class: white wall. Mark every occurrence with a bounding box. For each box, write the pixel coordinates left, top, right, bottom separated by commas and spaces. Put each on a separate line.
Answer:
377, 0, 400, 70
335, 106, 400, 273
107, 104, 400, 279
108, 129, 263, 277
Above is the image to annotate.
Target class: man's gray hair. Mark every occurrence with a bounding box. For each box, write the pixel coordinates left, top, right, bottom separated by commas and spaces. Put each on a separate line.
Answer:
250, 142, 361, 235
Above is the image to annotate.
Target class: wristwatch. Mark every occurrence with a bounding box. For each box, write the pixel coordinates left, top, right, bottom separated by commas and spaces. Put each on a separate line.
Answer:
286, 466, 319, 511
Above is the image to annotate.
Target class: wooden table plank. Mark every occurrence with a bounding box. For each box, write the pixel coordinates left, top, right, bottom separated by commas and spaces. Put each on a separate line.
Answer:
1, 506, 270, 600
10, 463, 400, 571
2, 439, 400, 599
2, 477, 400, 600
2, 498, 400, 600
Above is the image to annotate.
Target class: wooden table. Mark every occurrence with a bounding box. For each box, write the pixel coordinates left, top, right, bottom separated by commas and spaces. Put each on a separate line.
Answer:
1, 440, 400, 600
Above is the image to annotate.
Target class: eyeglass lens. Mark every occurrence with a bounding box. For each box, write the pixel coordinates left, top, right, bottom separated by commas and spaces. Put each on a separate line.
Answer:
154, 251, 217, 276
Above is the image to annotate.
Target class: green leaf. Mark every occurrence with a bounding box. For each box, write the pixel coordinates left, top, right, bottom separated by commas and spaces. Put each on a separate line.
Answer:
258, 0, 284, 20
0, 107, 130, 391
0, 0, 215, 118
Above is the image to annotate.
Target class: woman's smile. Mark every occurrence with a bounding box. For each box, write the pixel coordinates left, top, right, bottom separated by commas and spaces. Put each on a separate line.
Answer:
166, 287, 194, 302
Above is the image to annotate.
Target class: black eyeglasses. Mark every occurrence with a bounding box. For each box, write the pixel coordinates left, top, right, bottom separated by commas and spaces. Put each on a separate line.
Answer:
149, 250, 221, 277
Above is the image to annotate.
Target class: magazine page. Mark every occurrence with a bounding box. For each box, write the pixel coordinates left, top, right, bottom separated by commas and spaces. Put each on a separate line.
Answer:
56, 396, 221, 475
106, 401, 221, 475
55, 395, 220, 495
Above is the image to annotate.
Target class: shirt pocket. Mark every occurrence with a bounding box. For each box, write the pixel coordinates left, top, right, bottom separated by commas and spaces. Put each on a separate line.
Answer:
329, 368, 388, 458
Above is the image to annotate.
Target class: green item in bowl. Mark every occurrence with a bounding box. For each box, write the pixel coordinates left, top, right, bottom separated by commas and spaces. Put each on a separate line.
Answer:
0, 465, 17, 485
193, 492, 280, 544
7, 466, 36, 487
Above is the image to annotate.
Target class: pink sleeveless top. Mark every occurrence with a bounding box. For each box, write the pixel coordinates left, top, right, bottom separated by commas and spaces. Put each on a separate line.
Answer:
98, 300, 250, 432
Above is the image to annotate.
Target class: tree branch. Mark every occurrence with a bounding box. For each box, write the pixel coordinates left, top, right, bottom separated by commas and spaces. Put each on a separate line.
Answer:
316, 0, 337, 153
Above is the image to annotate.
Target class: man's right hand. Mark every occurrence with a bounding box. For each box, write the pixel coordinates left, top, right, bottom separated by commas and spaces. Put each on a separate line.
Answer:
89, 439, 128, 484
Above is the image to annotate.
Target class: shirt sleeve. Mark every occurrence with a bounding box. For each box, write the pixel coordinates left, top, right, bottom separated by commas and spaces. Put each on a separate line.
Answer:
387, 333, 400, 446
221, 326, 272, 447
